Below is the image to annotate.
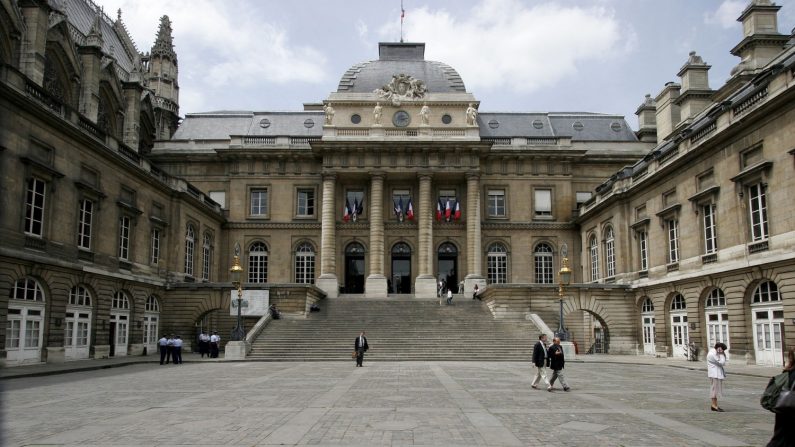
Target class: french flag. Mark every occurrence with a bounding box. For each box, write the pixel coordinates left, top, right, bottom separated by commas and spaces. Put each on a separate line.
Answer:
435, 199, 443, 221
394, 198, 403, 218
343, 199, 351, 222
406, 198, 414, 220
444, 199, 452, 221
454, 200, 461, 220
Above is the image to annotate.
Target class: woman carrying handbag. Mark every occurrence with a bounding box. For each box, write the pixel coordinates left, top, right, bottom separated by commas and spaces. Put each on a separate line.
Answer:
767, 348, 795, 447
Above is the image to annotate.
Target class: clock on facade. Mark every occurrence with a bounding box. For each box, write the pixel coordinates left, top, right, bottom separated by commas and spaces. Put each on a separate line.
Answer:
392, 110, 410, 127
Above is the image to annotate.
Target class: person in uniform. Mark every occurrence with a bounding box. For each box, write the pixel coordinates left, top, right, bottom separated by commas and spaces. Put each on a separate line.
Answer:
209, 331, 220, 358
199, 331, 210, 358
165, 334, 174, 364
158, 335, 169, 365
172, 335, 183, 364
354, 331, 369, 367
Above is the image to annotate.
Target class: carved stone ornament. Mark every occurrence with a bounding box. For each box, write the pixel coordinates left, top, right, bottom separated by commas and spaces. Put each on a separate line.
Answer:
374, 74, 427, 106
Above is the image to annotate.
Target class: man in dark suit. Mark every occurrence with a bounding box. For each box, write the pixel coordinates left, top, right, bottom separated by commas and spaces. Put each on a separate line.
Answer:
354, 331, 369, 367
531, 334, 550, 389
547, 337, 570, 391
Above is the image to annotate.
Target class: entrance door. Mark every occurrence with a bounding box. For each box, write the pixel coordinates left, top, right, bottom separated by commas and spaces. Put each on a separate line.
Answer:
753, 307, 783, 366
110, 312, 129, 357
344, 242, 365, 294
391, 242, 411, 294
671, 312, 689, 358
642, 315, 656, 355
143, 313, 159, 355
65, 309, 91, 360
5, 305, 44, 364
437, 242, 459, 292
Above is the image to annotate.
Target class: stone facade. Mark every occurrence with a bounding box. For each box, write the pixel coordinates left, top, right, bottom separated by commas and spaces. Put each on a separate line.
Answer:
1, 0, 793, 368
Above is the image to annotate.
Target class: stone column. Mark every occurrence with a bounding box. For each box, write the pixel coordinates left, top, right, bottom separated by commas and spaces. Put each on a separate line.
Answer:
365, 172, 387, 297
317, 174, 338, 297
415, 173, 437, 298
464, 172, 485, 295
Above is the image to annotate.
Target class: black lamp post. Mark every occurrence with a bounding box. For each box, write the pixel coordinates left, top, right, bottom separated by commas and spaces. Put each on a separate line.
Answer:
229, 250, 245, 341
557, 254, 572, 341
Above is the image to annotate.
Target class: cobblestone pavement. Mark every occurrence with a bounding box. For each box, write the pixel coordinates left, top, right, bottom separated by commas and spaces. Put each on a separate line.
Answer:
0, 360, 776, 446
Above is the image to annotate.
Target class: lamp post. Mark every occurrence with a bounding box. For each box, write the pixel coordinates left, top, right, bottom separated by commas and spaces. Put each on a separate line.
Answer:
557, 249, 572, 342
229, 245, 245, 341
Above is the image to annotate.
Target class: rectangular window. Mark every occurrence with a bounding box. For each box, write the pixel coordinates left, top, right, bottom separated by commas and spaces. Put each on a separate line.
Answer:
118, 216, 131, 260
25, 177, 46, 236
208, 191, 226, 209
703, 203, 717, 254
667, 219, 679, 263
534, 189, 552, 217
748, 183, 768, 241
438, 189, 456, 204
346, 190, 365, 217
575, 191, 592, 208
296, 188, 315, 217
487, 189, 506, 217
151, 229, 161, 265
250, 189, 268, 216
487, 252, 508, 284
202, 234, 211, 281
6, 319, 20, 348
77, 199, 94, 250
639, 230, 648, 271
25, 320, 40, 348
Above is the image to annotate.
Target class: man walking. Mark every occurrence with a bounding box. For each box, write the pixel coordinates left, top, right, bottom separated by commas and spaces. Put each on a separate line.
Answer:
547, 337, 570, 391
354, 331, 369, 367
531, 334, 551, 389
446, 288, 453, 305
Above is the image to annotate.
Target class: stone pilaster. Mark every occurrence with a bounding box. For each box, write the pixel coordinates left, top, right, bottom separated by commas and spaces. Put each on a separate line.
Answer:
465, 172, 486, 294
317, 174, 338, 297
365, 172, 387, 297
415, 173, 436, 298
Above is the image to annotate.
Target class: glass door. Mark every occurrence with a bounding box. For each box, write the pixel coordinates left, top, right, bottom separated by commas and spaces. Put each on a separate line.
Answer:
642, 315, 655, 355
753, 307, 783, 366
670, 313, 689, 358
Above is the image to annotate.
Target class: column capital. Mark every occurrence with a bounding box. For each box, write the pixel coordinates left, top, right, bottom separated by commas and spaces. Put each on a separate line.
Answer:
417, 171, 434, 181
322, 173, 337, 182
369, 170, 386, 180
465, 171, 481, 181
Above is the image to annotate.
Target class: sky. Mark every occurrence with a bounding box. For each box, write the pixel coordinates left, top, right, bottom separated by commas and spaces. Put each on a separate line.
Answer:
98, 0, 795, 130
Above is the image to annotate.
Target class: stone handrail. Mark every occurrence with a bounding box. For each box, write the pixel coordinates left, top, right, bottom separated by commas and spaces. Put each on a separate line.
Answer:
244, 313, 272, 354
527, 313, 554, 337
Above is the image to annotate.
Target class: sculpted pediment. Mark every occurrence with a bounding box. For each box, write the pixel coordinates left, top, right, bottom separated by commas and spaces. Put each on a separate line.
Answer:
374, 74, 427, 106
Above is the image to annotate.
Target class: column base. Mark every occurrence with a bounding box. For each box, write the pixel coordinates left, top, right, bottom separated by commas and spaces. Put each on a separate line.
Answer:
316, 275, 339, 298
46, 346, 66, 364
365, 274, 388, 298
224, 341, 248, 360
128, 343, 144, 356
463, 276, 487, 297
414, 275, 437, 299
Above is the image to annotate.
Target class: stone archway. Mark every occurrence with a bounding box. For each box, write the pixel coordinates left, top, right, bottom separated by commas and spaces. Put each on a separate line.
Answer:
559, 290, 636, 355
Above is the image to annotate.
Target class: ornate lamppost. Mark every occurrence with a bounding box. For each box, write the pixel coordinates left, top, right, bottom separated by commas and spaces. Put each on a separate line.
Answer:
557, 244, 572, 341
229, 243, 245, 341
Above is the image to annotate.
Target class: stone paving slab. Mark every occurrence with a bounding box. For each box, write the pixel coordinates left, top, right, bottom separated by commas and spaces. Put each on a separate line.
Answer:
0, 361, 777, 446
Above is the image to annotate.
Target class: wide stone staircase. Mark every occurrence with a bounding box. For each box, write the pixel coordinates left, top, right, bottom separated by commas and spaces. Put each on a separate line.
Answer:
247, 295, 541, 361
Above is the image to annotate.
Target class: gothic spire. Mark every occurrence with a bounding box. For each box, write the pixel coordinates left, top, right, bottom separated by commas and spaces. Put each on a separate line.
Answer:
151, 15, 176, 61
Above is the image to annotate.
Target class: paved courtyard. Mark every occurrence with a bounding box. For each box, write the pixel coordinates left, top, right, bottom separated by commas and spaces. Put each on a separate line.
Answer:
0, 360, 777, 446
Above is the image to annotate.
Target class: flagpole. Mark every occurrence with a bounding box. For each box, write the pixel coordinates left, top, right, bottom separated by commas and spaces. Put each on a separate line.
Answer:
400, 0, 404, 43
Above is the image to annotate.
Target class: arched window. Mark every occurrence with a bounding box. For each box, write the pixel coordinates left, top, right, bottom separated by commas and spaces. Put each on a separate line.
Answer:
112, 291, 130, 309
753, 281, 780, 303
202, 232, 212, 281
671, 294, 686, 310
12, 278, 45, 301
589, 235, 599, 281
184, 225, 195, 276
294, 242, 316, 284
68, 286, 92, 306
248, 242, 268, 283
145, 295, 160, 312
641, 298, 654, 313
534, 243, 554, 284
705, 288, 726, 308
605, 227, 616, 278
486, 242, 508, 284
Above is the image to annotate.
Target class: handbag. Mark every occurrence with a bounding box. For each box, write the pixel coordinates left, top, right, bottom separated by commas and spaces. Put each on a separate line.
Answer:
351, 351, 357, 359
773, 380, 795, 413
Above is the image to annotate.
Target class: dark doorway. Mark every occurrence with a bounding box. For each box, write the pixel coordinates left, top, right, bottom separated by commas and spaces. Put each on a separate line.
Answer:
391, 242, 412, 294
438, 242, 459, 293
109, 322, 116, 357
344, 242, 365, 294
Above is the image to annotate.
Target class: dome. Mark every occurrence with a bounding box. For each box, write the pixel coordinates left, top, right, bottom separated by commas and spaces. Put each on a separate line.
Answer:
337, 42, 467, 94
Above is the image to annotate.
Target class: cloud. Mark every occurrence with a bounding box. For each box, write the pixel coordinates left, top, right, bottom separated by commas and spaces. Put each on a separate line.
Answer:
704, 1, 745, 29
377, 0, 628, 94
99, 0, 328, 112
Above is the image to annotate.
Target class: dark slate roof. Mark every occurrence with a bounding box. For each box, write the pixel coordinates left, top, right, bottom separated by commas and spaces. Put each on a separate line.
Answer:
478, 112, 637, 141
337, 42, 466, 93
172, 112, 323, 140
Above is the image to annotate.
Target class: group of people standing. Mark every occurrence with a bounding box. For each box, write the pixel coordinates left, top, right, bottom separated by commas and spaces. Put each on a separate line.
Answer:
158, 335, 184, 365
198, 331, 221, 358
531, 334, 570, 392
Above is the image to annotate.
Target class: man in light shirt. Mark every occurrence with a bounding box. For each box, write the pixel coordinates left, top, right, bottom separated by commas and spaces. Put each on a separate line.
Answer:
158, 335, 169, 365
172, 335, 183, 364
209, 331, 220, 358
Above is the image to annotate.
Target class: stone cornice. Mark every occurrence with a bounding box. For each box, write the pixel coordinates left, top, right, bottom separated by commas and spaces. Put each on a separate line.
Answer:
481, 221, 575, 231
225, 222, 322, 230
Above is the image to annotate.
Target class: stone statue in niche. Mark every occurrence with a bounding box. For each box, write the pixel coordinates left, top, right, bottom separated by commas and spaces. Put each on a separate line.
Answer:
323, 103, 335, 125
373, 102, 382, 125
466, 103, 478, 126
420, 103, 430, 125
374, 74, 427, 106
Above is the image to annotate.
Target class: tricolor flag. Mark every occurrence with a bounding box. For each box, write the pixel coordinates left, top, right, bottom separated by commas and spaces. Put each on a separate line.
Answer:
394, 197, 404, 221
435, 199, 443, 221
444, 199, 452, 221
406, 198, 414, 220
352, 198, 359, 222
343, 199, 351, 222
356, 198, 364, 216
454, 200, 461, 220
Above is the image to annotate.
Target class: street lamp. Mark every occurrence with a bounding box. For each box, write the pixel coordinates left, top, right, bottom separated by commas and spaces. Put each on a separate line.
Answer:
229, 244, 245, 341
557, 248, 572, 341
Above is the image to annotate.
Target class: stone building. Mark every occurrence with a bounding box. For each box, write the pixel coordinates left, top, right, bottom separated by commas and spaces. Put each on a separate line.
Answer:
0, 0, 792, 366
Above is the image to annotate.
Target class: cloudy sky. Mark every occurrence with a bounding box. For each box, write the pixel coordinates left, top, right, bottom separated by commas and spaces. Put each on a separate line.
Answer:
98, 0, 795, 129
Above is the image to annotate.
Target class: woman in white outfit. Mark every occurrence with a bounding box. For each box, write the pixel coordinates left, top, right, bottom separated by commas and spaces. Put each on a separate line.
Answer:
706, 342, 728, 412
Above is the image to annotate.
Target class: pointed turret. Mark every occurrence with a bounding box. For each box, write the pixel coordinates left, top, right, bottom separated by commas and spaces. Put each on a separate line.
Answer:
146, 15, 180, 139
